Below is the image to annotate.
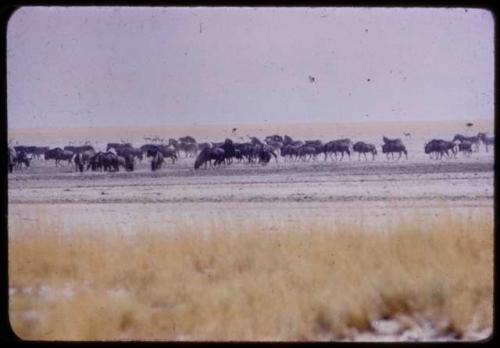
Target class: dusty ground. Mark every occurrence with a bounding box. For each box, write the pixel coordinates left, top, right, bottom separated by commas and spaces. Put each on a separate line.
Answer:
7, 120, 495, 341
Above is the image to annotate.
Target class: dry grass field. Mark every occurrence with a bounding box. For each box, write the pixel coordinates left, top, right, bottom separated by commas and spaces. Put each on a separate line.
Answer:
8, 120, 494, 341
9, 209, 493, 341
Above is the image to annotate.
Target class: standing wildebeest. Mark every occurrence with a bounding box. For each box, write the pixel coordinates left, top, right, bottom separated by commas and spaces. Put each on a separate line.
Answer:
179, 136, 196, 143
381, 142, 408, 160
156, 145, 177, 164
424, 139, 456, 159
194, 147, 226, 169
116, 146, 143, 162
73, 152, 84, 172
452, 134, 480, 152
177, 141, 199, 158
458, 141, 473, 157
31, 146, 49, 159
353, 141, 377, 161
146, 148, 165, 171
478, 132, 494, 152
44, 148, 74, 166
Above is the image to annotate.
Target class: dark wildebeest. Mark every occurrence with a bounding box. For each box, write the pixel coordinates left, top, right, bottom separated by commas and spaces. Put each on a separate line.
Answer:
32, 146, 50, 159
381, 142, 408, 160
65, 145, 95, 154
296, 145, 317, 161
477, 132, 494, 152
353, 141, 377, 161
280, 144, 300, 162
198, 142, 211, 152
251, 144, 278, 164
324, 139, 352, 161
179, 136, 196, 144
147, 148, 164, 170
452, 134, 480, 152
178, 141, 199, 158
156, 145, 177, 164
458, 141, 473, 157
86, 152, 120, 172
73, 152, 84, 172
264, 138, 284, 155
106, 143, 132, 152
14, 150, 30, 170
265, 135, 284, 143
44, 148, 73, 166
424, 139, 456, 160
194, 147, 225, 169
116, 146, 143, 162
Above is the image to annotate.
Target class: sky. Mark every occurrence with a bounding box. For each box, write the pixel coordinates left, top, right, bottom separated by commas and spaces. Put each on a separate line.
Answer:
7, 7, 494, 129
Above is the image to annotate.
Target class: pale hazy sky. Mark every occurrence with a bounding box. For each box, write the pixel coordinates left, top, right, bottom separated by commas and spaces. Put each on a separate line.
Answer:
7, 7, 494, 129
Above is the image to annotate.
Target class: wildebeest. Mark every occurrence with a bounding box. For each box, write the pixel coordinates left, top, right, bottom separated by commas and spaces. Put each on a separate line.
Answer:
44, 148, 74, 166
452, 134, 480, 152
87, 151, 122, 172
148, 150, 164, 172
280, 144, 300, 162
115, 146, 143, 162
458, 141, 473, 157
324, 139, 352, 161
179, 136, 196, 143
73, 152, 84, 172
65, 145, 95, 154
381, 142, 408, 160
177, 141, 199, 158
265, 135, 284, 143
424, 139, 456, 159
353, 141, 377, 161
147, 145, 177, 164
106, 143, 132, 152
297, 145, 317, 161
478, 132, 494, 152
194, 147, 225, 169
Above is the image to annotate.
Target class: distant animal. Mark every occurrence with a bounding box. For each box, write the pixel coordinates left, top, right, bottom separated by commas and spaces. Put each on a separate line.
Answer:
452, 134, 480, 152
324, 139, 352, 161
477, 132, 494, 152
458, 141, 473, 157
73, 152, 84, 172
44, 148, 73, 166
353, 141, 377, 160
424, 139, 456, 160
403, 132, 411, 138
179, 136, 197, 144
381, 142, 407, 160
194, 147, 225, 169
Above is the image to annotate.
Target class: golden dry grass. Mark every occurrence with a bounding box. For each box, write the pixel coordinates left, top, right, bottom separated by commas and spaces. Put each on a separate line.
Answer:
8, 208, 493, 341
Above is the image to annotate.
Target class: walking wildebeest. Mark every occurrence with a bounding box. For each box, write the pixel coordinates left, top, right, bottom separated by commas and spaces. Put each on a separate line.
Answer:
381, 142, 408, 160
424, 139, 456, 160
324, 139, 352, 161
353, 141, 377, 161
477, 132, 494, 152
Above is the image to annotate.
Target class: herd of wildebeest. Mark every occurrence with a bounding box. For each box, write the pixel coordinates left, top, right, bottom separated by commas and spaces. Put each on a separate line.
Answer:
7, 132, 494, 174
